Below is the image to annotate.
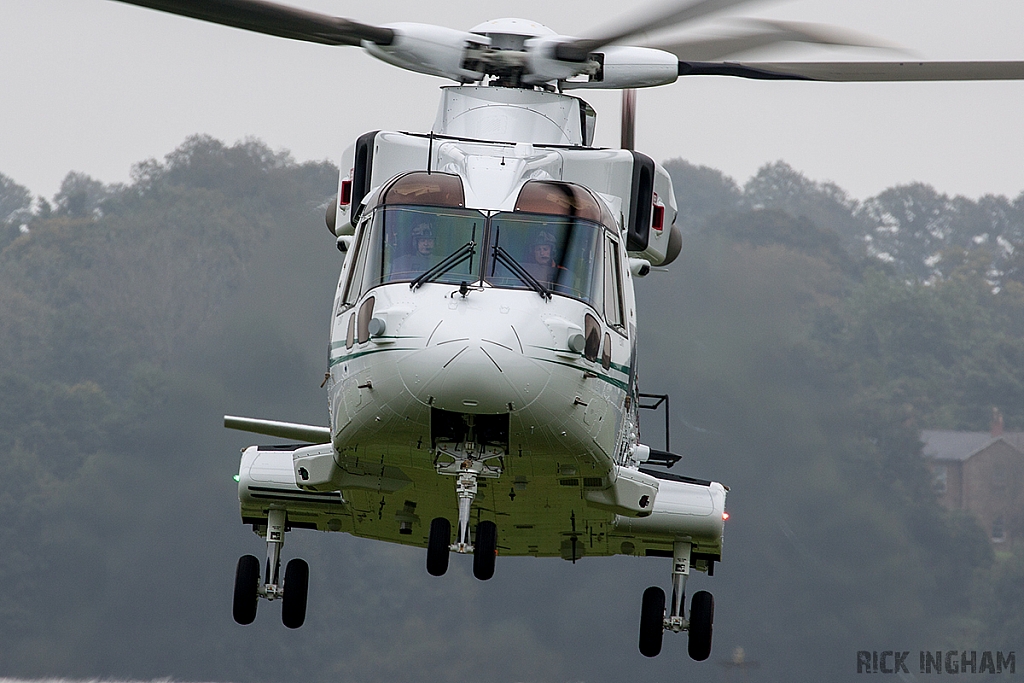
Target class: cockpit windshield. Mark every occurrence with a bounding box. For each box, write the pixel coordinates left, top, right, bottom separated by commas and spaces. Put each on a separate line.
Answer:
486, 212, 604, 304
347, 179, 613, 308
358, 206, 482, 291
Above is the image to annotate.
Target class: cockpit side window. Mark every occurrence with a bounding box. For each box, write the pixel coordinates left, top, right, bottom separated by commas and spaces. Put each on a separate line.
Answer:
342, 217, 370, 306
603, 236, 626, 330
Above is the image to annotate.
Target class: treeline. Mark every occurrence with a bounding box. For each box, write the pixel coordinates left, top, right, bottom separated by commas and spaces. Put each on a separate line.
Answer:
669, 158, 1024, 286
0, 142, 1022, 681
653, 159, 1024, 672
666, 158, 1024, 432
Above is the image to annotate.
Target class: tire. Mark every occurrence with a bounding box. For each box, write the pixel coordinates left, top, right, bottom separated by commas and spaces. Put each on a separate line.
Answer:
638, 586, 665, 657
427, 517, 451, 577
232, 554, 260, 625
282, 558, 309, 629
472, 520, 497, 581
687, 590, 714, 662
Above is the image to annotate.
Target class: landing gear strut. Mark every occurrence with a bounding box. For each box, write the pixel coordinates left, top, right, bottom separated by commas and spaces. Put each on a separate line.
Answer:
427, 416, 503, 580
232, 507, 309, 627
638, 539, 714, 660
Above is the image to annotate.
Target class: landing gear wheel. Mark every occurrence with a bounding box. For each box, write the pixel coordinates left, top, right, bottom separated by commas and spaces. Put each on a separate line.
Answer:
638, 586, 665, 658
472, 520, 497, 581
427, 517, 451, 577
232, 554, 260, 625
687, 590, 714, 661
282, 558, 309, 629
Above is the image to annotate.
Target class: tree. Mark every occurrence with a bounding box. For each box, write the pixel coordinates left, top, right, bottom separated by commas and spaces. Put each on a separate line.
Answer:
0, 172, 32, 248
743, 161, 868, 255
53, 171, 112, 218
663, 158, 742, 225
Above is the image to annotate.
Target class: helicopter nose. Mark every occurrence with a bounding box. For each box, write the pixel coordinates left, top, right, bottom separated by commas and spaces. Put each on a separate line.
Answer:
396, 322, 551, 413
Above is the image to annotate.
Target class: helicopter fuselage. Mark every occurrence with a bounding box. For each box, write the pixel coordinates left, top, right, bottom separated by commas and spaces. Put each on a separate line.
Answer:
323, 280, 636, 558
237, 86, 724, 565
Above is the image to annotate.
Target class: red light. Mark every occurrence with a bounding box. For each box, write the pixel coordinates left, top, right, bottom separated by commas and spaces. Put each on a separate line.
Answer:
340, 179, 353, 206
652, 203, 665, 231
722, 512, 730, 521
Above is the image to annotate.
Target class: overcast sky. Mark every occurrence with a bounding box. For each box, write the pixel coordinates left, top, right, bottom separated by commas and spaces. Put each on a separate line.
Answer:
3, 0, 1024, 202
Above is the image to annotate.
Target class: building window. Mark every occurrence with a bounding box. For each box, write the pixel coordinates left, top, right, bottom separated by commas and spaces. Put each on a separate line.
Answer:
991, 465, 1007, 493
932, 465, 947, 494
992, 516, 1006, 543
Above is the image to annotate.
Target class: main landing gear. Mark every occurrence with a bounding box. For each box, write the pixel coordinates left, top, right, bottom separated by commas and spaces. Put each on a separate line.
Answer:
638, 540, 714, 660
233, 507, 309, 628
427, 422, 502, 581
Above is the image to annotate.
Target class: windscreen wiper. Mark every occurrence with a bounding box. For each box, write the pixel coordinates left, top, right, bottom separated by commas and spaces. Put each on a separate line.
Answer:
410, 241, 476, 291
492, 246, 551, 300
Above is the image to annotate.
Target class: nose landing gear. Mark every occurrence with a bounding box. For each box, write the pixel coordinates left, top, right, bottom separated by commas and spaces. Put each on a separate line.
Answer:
232, 507, 309, 628
638, 540, 714, 660
427, 424, 503, 580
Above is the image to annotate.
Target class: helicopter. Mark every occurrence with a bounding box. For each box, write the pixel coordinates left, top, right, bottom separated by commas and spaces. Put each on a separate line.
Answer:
110, 0, 1024, 661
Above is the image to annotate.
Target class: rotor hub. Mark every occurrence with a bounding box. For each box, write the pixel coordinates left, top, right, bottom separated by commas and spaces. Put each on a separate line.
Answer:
469, 18, 556, 51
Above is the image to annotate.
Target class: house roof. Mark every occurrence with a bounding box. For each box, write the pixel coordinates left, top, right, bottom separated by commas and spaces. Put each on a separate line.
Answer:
921, 430, 1024, 461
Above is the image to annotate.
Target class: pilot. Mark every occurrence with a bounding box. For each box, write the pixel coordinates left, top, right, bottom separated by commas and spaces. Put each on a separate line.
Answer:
523, 230, 565, 286
392, 222, 436, 276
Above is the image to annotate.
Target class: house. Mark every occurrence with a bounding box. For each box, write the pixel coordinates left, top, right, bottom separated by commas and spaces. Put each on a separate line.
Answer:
921, 413, 1024, 543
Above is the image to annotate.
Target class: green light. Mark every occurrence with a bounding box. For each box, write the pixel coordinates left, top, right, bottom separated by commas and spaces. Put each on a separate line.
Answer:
233, 474, 240, 482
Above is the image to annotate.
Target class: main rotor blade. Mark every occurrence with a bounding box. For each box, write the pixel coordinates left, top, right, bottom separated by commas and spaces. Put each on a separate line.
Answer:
556, 0, 767, 62
111, 0, 394, 46
678, 60, 1024, 81
649, 20, 891, 61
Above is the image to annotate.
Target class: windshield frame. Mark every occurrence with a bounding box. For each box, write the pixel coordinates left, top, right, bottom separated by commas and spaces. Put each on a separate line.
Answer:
343, 201, 614, 311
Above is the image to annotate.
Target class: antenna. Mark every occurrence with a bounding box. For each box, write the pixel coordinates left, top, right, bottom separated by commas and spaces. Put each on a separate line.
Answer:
427, 131, 434, 174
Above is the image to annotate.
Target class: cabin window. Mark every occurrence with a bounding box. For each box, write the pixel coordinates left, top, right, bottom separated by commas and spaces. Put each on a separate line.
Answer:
584, 313, 601, 362
357, 296, 375, 344
360, 206, 481, 289
486, 212, 604, 304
